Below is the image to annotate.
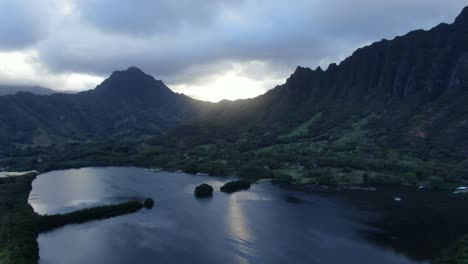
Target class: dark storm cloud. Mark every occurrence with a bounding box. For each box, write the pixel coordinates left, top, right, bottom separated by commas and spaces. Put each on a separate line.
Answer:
79, 0, 241, 35
2, 0, 468, 92
36, 0, 467, 84
0, 1, 56, 50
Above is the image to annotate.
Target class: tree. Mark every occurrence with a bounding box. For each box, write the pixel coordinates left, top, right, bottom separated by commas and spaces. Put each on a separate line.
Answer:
428, 176, 445, 190
194, 184, 214, 197
317, 174, 337, 186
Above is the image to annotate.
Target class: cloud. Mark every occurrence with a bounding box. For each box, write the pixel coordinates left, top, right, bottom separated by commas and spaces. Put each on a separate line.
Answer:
0, 49, 103, 91
78, 0, 241, 35
0, 0, 467, 99
171, 61, 286, 102
0, 0, 64, 51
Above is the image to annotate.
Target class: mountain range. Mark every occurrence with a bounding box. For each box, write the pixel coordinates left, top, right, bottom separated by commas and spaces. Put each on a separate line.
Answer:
0, 67, 211, 147
0, 85, 58, 96
158, 6, 468, 164
0, 7, 467, 182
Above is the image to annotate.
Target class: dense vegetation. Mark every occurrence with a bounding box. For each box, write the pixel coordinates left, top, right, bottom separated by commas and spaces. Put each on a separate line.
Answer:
3, 123, 464, 192
220, 180, 251, 193
0, 174, 145, 264
433, 235, 468, 264
37, 201, 144, 232
0, 174, 39, 264
434, 234, 468, 264
0, 66, 211, 149
143, 198, 155, 209
194, 183, 214, 197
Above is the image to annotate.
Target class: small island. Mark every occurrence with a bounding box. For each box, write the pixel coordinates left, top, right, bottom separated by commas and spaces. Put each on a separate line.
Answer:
220, 180, 251, 193
194, 183, 214, 197
143, 198, 155, 209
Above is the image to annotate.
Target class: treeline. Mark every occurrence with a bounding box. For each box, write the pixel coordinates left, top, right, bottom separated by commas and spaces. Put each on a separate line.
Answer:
0, 174, 39, 264
220, 180, 252, 193
37, 201, 144, 232
0, 176, 18, 184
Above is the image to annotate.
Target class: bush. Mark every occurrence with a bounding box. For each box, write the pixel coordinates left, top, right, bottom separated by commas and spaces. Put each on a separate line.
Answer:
367, 174, 401, 185
400, 172, 419, 186
0, 176, 16, 184
428, 176, 445, 189
239, 164, 272, 179
144, 198, 155, 209
316, 174, 337, 186
198, 161, 228, 175
272, 174, 293, 184
362, 173, 370, 183
184, 162, 199, 174
261, 158, 282, 170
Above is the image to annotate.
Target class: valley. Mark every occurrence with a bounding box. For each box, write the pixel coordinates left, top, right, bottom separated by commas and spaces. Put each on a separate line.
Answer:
1, 8, 467, 191
0, 4, 467, 264
7, 168, 468, 263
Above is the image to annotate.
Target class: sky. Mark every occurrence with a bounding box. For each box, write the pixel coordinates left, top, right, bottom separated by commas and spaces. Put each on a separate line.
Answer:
0, 1, 466, 102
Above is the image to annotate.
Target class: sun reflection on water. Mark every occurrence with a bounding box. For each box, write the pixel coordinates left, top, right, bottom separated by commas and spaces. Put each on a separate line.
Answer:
227, 193, 257, 263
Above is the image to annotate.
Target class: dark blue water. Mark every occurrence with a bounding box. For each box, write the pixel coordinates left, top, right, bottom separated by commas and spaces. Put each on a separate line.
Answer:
30, 167, 427, 264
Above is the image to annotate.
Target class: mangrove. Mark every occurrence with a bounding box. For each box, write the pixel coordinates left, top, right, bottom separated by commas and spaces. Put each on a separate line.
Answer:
220, 180, 251, 193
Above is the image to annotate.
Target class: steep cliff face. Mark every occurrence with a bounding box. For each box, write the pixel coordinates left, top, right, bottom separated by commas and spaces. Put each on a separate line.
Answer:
0, 7, 467, 159
267, 6, 468, 114
187, 7, 468, 157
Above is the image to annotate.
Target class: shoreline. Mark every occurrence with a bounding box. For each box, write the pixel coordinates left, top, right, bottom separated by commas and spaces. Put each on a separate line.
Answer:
0, 173, 145, 264
4, 155, 465, 189
9, 161, 466, 192
2, 167, 466, 264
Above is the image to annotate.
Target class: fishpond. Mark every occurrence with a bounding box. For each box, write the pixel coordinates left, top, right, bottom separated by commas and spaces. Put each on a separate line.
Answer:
29, 167, 468, 264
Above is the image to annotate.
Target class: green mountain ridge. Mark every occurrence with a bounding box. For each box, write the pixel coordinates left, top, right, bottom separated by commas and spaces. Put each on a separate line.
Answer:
0, 67, 212, 150
1, 7, 467, 185
141, 6, 468, 184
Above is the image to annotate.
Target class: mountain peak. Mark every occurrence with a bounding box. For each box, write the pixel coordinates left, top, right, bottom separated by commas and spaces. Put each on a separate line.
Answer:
455, 6, 468, 25
93, 66, 172, 97
293, 66, 312, 75
126, 66, 145, 73
113, 66, 147, 78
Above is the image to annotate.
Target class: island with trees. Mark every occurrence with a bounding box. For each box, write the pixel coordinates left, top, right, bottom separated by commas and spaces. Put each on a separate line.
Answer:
220, 180, 251, 193
194, 183, 214, 197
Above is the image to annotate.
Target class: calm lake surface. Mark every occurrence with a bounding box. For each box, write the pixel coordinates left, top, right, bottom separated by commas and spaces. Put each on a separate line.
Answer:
29, 167, 465, 264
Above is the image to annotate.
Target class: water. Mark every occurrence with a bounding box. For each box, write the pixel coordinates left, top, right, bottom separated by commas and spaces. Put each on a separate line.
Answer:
0, 170, 37, 178
30, 167, 454, 264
